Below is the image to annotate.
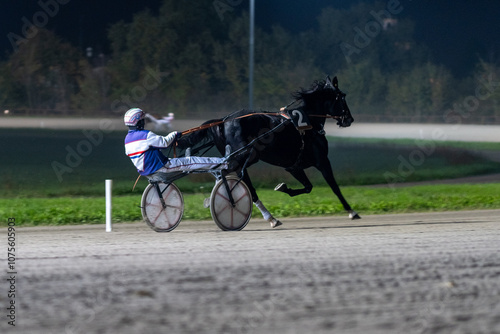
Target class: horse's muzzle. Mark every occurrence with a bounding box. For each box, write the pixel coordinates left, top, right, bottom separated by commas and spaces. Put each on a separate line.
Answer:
337, 116, 354, 127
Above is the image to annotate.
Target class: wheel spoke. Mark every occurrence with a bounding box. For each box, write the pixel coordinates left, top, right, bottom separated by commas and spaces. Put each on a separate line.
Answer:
216, 203, 230, 214
230, 208, 234, 228
233, 206, 249, 217
232, 191, 247, 204
215, 191, 230, 202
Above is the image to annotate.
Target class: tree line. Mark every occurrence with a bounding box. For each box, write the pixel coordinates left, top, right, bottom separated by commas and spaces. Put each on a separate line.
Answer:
1, 0, 499, 123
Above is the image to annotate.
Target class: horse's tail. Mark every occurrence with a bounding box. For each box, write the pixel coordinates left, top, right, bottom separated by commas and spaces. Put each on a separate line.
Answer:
176, 118, 222, 151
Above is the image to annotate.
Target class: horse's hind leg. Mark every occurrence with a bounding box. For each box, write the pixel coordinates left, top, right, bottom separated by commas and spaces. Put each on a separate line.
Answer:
274, 168, 313, 197
241, 170, 282, 228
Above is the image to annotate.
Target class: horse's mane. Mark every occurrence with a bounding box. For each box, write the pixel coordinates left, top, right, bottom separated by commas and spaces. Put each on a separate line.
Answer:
292, 80, 327, 102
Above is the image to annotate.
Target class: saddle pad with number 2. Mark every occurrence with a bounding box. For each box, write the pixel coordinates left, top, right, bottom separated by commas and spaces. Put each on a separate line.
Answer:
287, 109, 313, 131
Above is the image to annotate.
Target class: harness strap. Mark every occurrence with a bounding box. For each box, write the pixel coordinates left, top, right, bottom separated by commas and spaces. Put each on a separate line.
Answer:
289, 132, 306, 171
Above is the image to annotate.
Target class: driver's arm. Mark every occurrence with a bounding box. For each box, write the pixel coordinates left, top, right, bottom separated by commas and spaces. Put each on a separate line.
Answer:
146, 131, 179, 148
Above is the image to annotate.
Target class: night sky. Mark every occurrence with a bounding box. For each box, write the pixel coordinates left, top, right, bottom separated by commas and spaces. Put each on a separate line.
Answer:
2, 0, 500, 76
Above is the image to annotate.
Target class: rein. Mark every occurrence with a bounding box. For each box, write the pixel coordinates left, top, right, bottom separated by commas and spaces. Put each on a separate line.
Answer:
309, 114, 341, 119
180, 112, 288, 136
181, 120, 224, 136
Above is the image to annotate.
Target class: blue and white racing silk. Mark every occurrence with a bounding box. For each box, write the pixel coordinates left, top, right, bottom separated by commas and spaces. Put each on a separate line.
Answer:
125, 130, 177, 176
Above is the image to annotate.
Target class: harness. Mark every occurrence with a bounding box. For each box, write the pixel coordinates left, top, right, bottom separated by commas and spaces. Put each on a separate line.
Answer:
179, 104, 342, 172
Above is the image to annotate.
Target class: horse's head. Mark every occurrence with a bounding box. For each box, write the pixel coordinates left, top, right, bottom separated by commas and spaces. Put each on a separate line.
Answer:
294, 76, 354, 128
322, 76, 354, 127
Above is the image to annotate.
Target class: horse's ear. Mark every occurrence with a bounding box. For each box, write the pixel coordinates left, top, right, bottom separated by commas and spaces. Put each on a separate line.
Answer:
333, 76, 338, 88
325, 76, 335, 90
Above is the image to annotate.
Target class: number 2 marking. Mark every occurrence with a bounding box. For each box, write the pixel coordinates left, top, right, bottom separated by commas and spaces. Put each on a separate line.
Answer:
291, 110, 307, 127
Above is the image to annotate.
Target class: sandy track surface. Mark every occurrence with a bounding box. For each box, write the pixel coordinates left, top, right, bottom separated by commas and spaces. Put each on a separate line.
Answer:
2, 116, 500, 142
3, 210, 500, 333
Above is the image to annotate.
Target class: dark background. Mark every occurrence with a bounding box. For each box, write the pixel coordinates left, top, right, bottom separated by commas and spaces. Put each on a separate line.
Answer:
2, 0, 500, 77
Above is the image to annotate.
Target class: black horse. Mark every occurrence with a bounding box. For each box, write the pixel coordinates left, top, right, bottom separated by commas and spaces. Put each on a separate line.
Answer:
178, 76, 360, 227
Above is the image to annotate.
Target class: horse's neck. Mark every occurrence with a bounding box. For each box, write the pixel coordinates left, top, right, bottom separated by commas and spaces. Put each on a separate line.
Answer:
302, 105, 327, 128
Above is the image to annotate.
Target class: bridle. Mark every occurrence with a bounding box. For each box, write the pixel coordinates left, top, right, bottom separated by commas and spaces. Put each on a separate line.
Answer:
308, 90, 351, 126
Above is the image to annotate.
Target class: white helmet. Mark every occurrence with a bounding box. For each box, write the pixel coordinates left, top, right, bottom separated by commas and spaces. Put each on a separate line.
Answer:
124, 108, 145, 127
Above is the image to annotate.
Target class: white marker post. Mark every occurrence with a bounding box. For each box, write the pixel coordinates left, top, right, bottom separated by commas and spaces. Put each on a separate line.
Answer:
105, 179, 113, 232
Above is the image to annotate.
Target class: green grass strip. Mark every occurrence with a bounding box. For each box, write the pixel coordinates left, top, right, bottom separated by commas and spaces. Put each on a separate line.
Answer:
2, 183, 499, 226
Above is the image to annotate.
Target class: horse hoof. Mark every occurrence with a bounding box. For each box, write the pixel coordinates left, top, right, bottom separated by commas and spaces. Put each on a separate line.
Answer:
268, 218, 283, 228
349, 212, 361, 220
274, 183, 288, 192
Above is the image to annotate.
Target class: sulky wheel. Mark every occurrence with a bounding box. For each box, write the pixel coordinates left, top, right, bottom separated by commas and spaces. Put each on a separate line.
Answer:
141, 182, 184, 232
210, 175, 252, 231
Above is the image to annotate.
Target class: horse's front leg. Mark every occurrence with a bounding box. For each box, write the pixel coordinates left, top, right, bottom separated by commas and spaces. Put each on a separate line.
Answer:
274, 168, 312, 197
241, 170, 282, 228
317, 159, 361, 220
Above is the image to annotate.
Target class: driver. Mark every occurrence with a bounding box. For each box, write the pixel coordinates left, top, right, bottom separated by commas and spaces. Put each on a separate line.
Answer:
124, 108, 229, 181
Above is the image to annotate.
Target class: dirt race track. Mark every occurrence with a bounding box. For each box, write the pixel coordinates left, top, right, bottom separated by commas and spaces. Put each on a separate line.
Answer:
3, 210, 499, 334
